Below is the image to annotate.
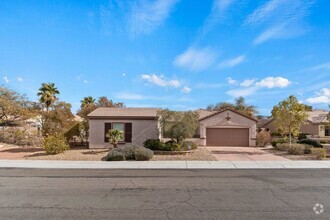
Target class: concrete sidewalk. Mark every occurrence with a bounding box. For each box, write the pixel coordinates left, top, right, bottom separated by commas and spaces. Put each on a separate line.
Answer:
0, 160, 330, 169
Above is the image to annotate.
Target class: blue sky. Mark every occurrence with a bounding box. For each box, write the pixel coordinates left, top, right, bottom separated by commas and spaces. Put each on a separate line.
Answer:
0, 0, 329, 115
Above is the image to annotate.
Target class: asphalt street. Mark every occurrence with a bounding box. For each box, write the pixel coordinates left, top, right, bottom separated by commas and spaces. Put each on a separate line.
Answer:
0, 168, 329, 219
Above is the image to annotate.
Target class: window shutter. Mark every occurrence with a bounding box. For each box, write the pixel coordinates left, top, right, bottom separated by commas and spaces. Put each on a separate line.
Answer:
104, 123, 112, 143
125, 123, 132, 143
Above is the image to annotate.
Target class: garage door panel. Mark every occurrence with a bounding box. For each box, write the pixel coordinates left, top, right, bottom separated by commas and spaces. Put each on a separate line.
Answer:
206, 128, 249, 146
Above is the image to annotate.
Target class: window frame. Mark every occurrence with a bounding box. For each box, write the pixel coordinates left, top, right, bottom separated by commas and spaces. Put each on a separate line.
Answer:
325, 126, 330, 137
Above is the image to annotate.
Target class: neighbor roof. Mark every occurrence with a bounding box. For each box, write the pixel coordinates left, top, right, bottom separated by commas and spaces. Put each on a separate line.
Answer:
87, 107, 160, 119
199, 108, 258, 122
260, 109, 329, 126
196, 109, 217, 120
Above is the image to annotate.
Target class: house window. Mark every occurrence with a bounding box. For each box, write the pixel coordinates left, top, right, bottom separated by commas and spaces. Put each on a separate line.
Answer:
112, 123, 125, 141
325, 126, 330, 136
104, 122, 132, 143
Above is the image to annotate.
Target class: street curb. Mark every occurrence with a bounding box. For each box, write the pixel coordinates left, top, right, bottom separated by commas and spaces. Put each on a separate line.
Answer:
0, 160, 329, 169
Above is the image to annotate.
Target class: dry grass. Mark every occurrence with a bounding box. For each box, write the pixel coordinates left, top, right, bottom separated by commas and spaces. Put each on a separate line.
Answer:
26, 147, 217, 161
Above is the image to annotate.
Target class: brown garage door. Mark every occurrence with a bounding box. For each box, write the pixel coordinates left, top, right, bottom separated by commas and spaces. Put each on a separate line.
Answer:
206, 128, 249, 146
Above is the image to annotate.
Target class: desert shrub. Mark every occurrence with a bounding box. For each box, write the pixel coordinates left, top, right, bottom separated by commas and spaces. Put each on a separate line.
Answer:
134, 147, 154, 161
106, 150, 125, 161
298, 133, 309, 140
0, 127, 42, 147
288, 144, 305, 155
115, 146, 136, 160
274, 143, 290, 151
271, 138, 288, 147
256, 131, 271, 147
43, 134, 70, 155
304, 144, 313, 154
310, 148, 327, 160
143, 139, 165, 150
180, 141, 198, 151
298, 139, 323, 148
320, 140, 327, 144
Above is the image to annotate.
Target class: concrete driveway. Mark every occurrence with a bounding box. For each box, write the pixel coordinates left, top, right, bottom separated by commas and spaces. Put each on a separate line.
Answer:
205, 146, 289, 161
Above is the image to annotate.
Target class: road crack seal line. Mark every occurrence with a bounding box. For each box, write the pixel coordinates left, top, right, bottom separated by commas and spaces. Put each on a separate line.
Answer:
268, 188, 298, 209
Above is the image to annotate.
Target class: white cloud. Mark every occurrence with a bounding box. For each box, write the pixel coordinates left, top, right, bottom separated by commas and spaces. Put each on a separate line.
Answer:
226, 77, 237, 85
306, 88, 330, 104
199, 0, 235, 36
307, 62, 330, 71
141, 74, 181, 88
3, 76, 9, 83
227, 87, 258, 97
122, 73, 126, 77
256, 77, 291, 88
17, 77, 23, 82
246, 0, 314, 45
245, 0, 285, 25
83, 80, 89, 84
130, 0, 179, 36
253, 23, 287, 45
240, 79, 255, 87
181, 86, 191, 94
218, 55, 246, 68
174, 47, 217, 71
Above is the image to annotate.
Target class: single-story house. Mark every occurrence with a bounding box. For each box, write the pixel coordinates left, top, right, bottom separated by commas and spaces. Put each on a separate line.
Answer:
87, 107, 258, 148
261, 109, 330, 138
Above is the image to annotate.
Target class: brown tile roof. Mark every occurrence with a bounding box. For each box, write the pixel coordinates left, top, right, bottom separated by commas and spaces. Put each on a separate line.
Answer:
87, 107, 160, 118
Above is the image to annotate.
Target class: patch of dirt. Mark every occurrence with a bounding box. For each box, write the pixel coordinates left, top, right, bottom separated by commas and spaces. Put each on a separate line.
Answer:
262, 148, 329, 160
151, 148, 217, 161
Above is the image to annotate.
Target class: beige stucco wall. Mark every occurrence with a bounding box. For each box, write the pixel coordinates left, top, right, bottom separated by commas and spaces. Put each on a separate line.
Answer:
199, 110, 257, 146
300, 123, 321, 136
265, 121, 321, 137
89, 119, 160, 148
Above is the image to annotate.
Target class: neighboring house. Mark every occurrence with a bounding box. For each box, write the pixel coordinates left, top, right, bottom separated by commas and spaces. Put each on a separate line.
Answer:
261, 109, 330, 138
87, 107, 258, 148
88, 108, 161, 148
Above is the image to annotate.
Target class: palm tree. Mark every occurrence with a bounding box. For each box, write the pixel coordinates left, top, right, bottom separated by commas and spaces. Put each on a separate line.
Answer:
80, 96, 95, 108
106, 129, 124, 149
37, 83, 60, 111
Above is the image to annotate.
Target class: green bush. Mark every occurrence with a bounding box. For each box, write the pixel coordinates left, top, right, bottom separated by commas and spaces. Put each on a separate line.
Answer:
311, 148, 327, 160
288, 144, 305, 155
164, 141, 181, 151
43, 134, 70, 155
274, 143, 290, 151
298, 133, 309, 140
180, 141, 198, 151
143, 139, 165, 150
304, 144, 313, 154
134, 147, 154, 161
271, 138, 287, 147
106, 150, 125, 161
298, 139, 323, 148
256, 131, 271, 147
